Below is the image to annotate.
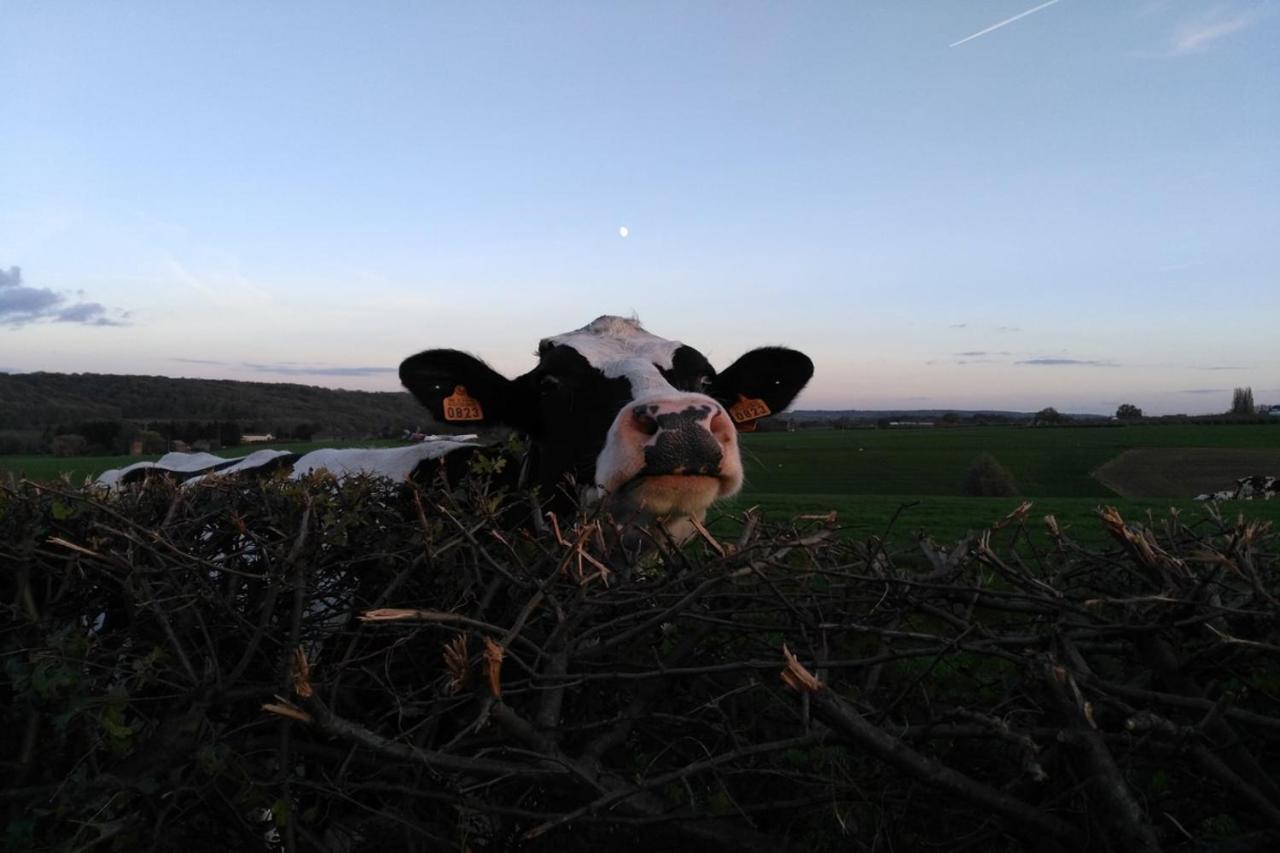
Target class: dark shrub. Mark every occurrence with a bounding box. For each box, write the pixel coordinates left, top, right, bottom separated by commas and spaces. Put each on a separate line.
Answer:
49, 433, 87, 457
963, 452, 1019, 496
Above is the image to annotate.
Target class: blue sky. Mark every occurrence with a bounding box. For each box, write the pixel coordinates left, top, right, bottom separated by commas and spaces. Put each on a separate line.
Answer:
2, 1, 1277, 414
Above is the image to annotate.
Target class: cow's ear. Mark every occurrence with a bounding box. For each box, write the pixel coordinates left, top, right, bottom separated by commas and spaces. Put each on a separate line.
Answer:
399, 349, 537, 431
712, 347, 813, 415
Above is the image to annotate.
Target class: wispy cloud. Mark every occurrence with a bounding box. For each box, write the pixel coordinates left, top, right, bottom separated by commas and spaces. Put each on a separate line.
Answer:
1016, 357, 1118, 367
1190, 365, 1246, 371
995, 326, 1021, 334
1168, 7, 1257, 55
244, 363, 397, 377
169, 356, 396, 378
948, 322, 968, 329
1180, 388, 1227, 394
950, 0, 1063, 48
165, 256, 273, 309
956, 351, 1012, 357
0, 266, 130, 328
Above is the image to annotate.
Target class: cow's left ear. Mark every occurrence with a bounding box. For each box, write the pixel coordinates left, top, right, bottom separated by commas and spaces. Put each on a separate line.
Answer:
399, 349, 538, 431
712, 347, 814, 416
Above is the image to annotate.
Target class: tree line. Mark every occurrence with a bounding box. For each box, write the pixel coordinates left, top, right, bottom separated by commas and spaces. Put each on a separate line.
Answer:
0, 371, 430, 455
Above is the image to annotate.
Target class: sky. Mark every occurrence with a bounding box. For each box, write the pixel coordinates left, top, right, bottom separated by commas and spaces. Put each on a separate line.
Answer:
2, 0, 1277, 415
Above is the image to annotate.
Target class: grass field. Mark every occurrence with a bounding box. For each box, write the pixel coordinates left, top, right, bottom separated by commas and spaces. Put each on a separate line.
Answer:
1093, 447, 1280, 498
4, 424, 1277, 545
711, 491, 1280, 548
734, 424, 1279, 497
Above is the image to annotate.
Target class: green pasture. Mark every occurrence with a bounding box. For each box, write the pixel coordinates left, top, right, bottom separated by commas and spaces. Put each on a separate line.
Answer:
3, 424, 1276, 546
734, 424, 1279, 497
712, 491, 1280, 549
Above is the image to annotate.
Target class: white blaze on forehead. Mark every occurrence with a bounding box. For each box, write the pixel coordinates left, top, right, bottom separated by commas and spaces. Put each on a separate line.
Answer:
545, 315, 683, 397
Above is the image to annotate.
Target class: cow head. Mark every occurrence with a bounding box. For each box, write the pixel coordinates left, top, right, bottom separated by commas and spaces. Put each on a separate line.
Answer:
399, 316, 812, 530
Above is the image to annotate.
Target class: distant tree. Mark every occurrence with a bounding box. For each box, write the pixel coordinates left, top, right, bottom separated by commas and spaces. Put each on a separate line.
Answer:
941, 412, 961, 424
962, 453, 1019, 497
75, 419, 124, 454
1230, 387, 1256, 415
134, 430, 167, 454
218, 421, 243, 447
0, 430, 43, 454
1034, 407, 1065, 425
1115, 404, 1143, 420
50, 434, 88, 457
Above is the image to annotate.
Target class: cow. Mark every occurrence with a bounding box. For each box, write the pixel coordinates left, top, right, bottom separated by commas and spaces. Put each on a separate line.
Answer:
98, 316, 813, 539
1193, 475, 1278, 502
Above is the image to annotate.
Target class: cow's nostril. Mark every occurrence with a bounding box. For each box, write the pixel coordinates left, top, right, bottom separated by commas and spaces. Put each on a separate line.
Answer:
633, 409, 659, 437
709, 411, 734, 444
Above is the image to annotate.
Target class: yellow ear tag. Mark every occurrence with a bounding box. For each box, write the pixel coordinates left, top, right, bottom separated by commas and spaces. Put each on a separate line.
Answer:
443, 385, 485, 422
729, 394, 771, 430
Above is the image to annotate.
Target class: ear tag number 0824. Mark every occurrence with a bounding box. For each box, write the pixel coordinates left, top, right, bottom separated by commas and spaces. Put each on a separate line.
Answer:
443, 385, 485, 422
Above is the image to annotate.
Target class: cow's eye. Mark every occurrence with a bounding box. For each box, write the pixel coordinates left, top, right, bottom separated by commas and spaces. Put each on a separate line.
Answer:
539, 374, 562, 395
696, 375, 713, 391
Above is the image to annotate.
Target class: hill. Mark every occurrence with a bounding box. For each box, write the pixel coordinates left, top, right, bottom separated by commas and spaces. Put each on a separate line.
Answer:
789, 408, 1113, 422
0, 371, 428, 439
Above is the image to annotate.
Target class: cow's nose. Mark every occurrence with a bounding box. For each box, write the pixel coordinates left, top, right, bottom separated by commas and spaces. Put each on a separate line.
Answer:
627, 401, 727, 477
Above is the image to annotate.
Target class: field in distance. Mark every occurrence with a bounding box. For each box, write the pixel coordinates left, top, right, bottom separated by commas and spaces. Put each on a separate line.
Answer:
734, 423, 1278, 497
4, 424, 1277, 545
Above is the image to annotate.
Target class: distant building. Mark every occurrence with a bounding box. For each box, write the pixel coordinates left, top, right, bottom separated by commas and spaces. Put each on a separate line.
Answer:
242, 433, 276, 443
1265, 405, 1280, 416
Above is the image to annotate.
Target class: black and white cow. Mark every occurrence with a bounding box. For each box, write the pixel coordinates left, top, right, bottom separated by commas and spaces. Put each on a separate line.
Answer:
99, 316, 813, 537
1193, 475, 1278, 502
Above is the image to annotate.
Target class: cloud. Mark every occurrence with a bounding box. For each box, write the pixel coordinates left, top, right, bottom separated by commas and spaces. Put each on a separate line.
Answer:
948, 323, 968, 329
956, 351, 1012, 357
169, 356, 397, 378
1168, 8, 1257, 55
0, 266, 131, 328
1190, 365, 1246, 371
244, 363, 398, 378
1180, 388, 1227, 395
1016, 357, 1118, 367
995, 326, 1021, 333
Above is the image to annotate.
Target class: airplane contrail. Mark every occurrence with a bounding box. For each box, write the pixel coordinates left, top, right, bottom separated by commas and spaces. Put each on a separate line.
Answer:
949, 0, 1063, 48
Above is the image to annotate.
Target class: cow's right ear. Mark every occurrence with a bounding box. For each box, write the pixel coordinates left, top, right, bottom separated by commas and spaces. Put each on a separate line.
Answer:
399, 350, 537, 431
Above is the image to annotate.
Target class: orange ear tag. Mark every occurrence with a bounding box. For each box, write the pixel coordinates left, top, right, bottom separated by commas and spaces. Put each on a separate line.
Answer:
729, 394, 771, 431
443, 385, 485, 422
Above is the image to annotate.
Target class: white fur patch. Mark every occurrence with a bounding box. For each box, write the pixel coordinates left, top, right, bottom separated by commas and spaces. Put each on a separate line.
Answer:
546, 315, 683, 397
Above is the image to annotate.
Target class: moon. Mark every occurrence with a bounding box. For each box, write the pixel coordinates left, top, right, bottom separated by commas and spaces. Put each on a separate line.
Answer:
618, 226, 629, 238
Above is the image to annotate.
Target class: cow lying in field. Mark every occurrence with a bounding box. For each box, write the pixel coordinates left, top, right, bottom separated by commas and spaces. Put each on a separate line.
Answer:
1193, 475, 1278, 502
98, 316, 813, 539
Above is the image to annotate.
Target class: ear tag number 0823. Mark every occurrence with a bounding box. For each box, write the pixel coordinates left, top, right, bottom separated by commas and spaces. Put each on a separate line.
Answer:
443, 385, 485, 422
729, 395, 771, 431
